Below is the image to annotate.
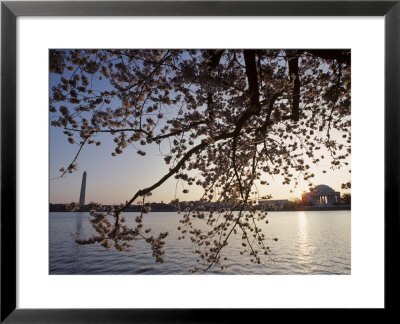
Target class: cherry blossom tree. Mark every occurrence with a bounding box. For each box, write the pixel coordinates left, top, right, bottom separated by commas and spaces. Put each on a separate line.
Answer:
50, 49, 351, 271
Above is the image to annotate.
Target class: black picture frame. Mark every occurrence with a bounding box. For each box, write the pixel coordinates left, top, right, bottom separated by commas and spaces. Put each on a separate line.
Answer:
1, 0, 399, 322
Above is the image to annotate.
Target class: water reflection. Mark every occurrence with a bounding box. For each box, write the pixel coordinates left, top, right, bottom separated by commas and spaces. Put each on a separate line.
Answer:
75, 212, 83, 234
50, 211, 351, 275
297, 212, 314, 272
73, 212, 84, 259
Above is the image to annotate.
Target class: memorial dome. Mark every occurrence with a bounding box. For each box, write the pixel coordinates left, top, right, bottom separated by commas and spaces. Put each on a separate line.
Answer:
314, 184, 335, 193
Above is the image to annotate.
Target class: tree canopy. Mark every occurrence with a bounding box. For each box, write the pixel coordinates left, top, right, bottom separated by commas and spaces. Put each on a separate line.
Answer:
50, 49, 351, 272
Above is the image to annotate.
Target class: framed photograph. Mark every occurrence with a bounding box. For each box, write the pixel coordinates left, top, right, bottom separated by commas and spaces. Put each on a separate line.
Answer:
1, 0, 398, 322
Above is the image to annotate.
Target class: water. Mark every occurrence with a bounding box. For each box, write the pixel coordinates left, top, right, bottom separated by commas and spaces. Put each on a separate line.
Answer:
49, 211, 350, 275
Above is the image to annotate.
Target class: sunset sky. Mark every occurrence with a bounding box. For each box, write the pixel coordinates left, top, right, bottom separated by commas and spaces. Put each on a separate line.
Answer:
49, 119, 351, 205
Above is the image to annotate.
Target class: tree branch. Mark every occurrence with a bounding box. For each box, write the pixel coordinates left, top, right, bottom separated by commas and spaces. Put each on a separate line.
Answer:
288, 53, 300, 121
116, 131, 236, 214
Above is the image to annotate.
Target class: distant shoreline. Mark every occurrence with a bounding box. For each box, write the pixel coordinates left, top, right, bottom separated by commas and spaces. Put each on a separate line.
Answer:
49, 203, 351, 213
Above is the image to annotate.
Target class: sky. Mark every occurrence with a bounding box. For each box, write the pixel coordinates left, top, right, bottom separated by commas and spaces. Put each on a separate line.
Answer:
49, 123, 351, 205
49, 53, 351, 205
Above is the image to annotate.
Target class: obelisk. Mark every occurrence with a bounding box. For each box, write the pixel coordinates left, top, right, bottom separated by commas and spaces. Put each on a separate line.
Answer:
79, 171, 87, 206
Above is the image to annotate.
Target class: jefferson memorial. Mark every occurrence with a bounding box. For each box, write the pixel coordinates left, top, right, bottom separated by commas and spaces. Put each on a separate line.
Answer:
302, 184, 341, 207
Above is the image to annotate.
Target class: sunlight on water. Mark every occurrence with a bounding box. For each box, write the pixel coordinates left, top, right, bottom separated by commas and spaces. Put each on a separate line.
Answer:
296, 212, 314, 272
50, 211, 350, 275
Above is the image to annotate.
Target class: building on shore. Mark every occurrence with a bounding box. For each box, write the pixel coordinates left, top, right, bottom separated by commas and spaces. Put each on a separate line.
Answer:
302, 184, 341, 207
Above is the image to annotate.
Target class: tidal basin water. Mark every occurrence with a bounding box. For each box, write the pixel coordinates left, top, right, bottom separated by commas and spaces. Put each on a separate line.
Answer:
49, 211, 350, 275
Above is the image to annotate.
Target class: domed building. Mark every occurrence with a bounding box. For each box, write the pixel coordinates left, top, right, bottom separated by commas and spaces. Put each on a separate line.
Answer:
302, 184, 341, 207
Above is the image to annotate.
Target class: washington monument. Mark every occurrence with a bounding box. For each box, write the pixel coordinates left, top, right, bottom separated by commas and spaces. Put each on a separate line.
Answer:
79, 171, 87, 206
